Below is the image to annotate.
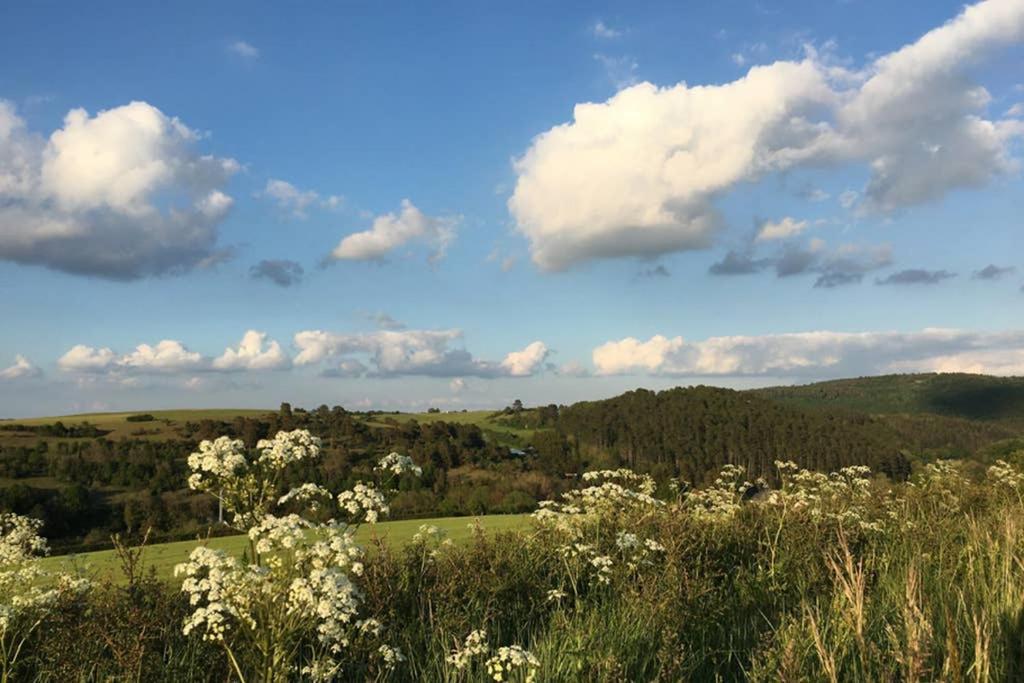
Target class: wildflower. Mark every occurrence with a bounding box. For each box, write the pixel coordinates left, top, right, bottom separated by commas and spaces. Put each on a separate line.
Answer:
447, 629, 490, 670
376, 452, 423, 477
485, 645, 540, 683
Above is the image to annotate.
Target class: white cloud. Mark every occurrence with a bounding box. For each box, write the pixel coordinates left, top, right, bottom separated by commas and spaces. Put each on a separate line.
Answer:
593, 328, 1024, 378
1007, 102, 1024, 117
0, 100, 238, 278
119, 340, 204, 372
57, 345, 117, 372
0, 355, 41, 380
755, 217, 810, 241
501, 341, 550, 376
58, 332, 289, 376
261, 179, 342, 218
212, 330, 291, 371
449, 378, 467, 393
329, 199, 459, 264
592, 20, 622, 39
228, 40, 259, 59
294, 329, 547, 378
510, 0, 1024, 270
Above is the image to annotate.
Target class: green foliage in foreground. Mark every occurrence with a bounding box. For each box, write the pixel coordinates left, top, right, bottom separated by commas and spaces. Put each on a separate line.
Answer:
10, 458, 1024, 681
38, 514, 529, 582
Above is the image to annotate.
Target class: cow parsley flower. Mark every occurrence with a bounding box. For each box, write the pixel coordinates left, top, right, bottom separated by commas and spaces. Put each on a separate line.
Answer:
376, 452, 423, 477
485, 645, 540, 682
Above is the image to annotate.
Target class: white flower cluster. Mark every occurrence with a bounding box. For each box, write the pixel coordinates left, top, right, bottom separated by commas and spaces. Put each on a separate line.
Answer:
277, 483, 334, 510
910, 459, 968, 515
178, 429, 421, 680
1, 513, 89, 647
988, 459, 1024, 501
764, 461, 884, 532
534, 471, 662, 529
447, 630, 539, 682
486, 645, 540, 683
337, 483, 389, 524
615, 531, 665, 572
684, 464, 762, 522
376, 452, 423, 477
447, 629, 490, 670
0, 513, 48, 567
176, 546, 248, 641
186, 436, 247, 492
257, 429, 322, 469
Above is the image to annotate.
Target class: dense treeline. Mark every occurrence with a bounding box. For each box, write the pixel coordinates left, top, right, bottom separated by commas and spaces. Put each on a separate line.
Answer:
557, 387, 917, 483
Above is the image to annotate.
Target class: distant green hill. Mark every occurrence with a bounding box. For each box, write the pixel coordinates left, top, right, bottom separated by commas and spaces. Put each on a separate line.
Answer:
749, 373, 1024, 422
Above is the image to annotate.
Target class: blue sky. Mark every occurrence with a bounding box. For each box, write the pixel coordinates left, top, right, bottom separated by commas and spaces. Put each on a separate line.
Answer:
1, 0, 1023, 417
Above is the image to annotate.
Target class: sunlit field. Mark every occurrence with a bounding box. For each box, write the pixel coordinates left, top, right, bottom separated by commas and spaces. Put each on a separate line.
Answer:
37, 514, 529, 582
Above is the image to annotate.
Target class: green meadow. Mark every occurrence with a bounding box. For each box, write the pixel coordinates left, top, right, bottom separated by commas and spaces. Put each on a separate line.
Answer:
38, 513, 530, 582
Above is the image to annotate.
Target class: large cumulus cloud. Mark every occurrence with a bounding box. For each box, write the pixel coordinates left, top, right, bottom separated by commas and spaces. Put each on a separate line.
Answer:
0, 100, 238, 279
510, 0, 1024, 270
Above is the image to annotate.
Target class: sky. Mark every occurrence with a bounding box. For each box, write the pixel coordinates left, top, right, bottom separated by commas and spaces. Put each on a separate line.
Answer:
1, 0, 1023, 417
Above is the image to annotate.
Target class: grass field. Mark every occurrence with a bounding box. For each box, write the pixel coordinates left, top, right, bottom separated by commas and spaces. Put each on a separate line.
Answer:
0, 408, 275, 444
38, 514, 531, 582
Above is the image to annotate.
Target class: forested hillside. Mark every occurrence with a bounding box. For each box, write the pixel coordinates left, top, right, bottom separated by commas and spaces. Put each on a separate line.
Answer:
557, 386, 917, 483
750, 373, 1024, 421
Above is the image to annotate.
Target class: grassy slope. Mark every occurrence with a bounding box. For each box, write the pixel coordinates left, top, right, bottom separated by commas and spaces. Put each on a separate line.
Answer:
0, 409, 274, 444
750, 373, 1024, 421
39, 514, 530, 582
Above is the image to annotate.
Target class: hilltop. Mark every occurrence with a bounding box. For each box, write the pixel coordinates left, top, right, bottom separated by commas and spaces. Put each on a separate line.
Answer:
749, 373, 1024, 422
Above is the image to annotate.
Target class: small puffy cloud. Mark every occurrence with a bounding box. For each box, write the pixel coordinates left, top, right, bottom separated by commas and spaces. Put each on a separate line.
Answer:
261, 179, 342, 218
294, 328, 547, 378
212, 330, 291, 371
510, 0, 1024, 270
0, 355, 41, 380
120, 340, 204, 372
58, 345, 117, 372
250, 259, 304, 287
228, 40, 259, 58
58, 332, 290, 376
593, 328, 1024, 378
329, 199, 459, 264
876, 269, 957, 285
1006, 102, 1024, 117
449, 378, 467, 393
0, 100, 238, 279
755, 217, 810, 242
501, 341, 550, 377
591, 20, 622, 39
972, 264, 1016, 280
